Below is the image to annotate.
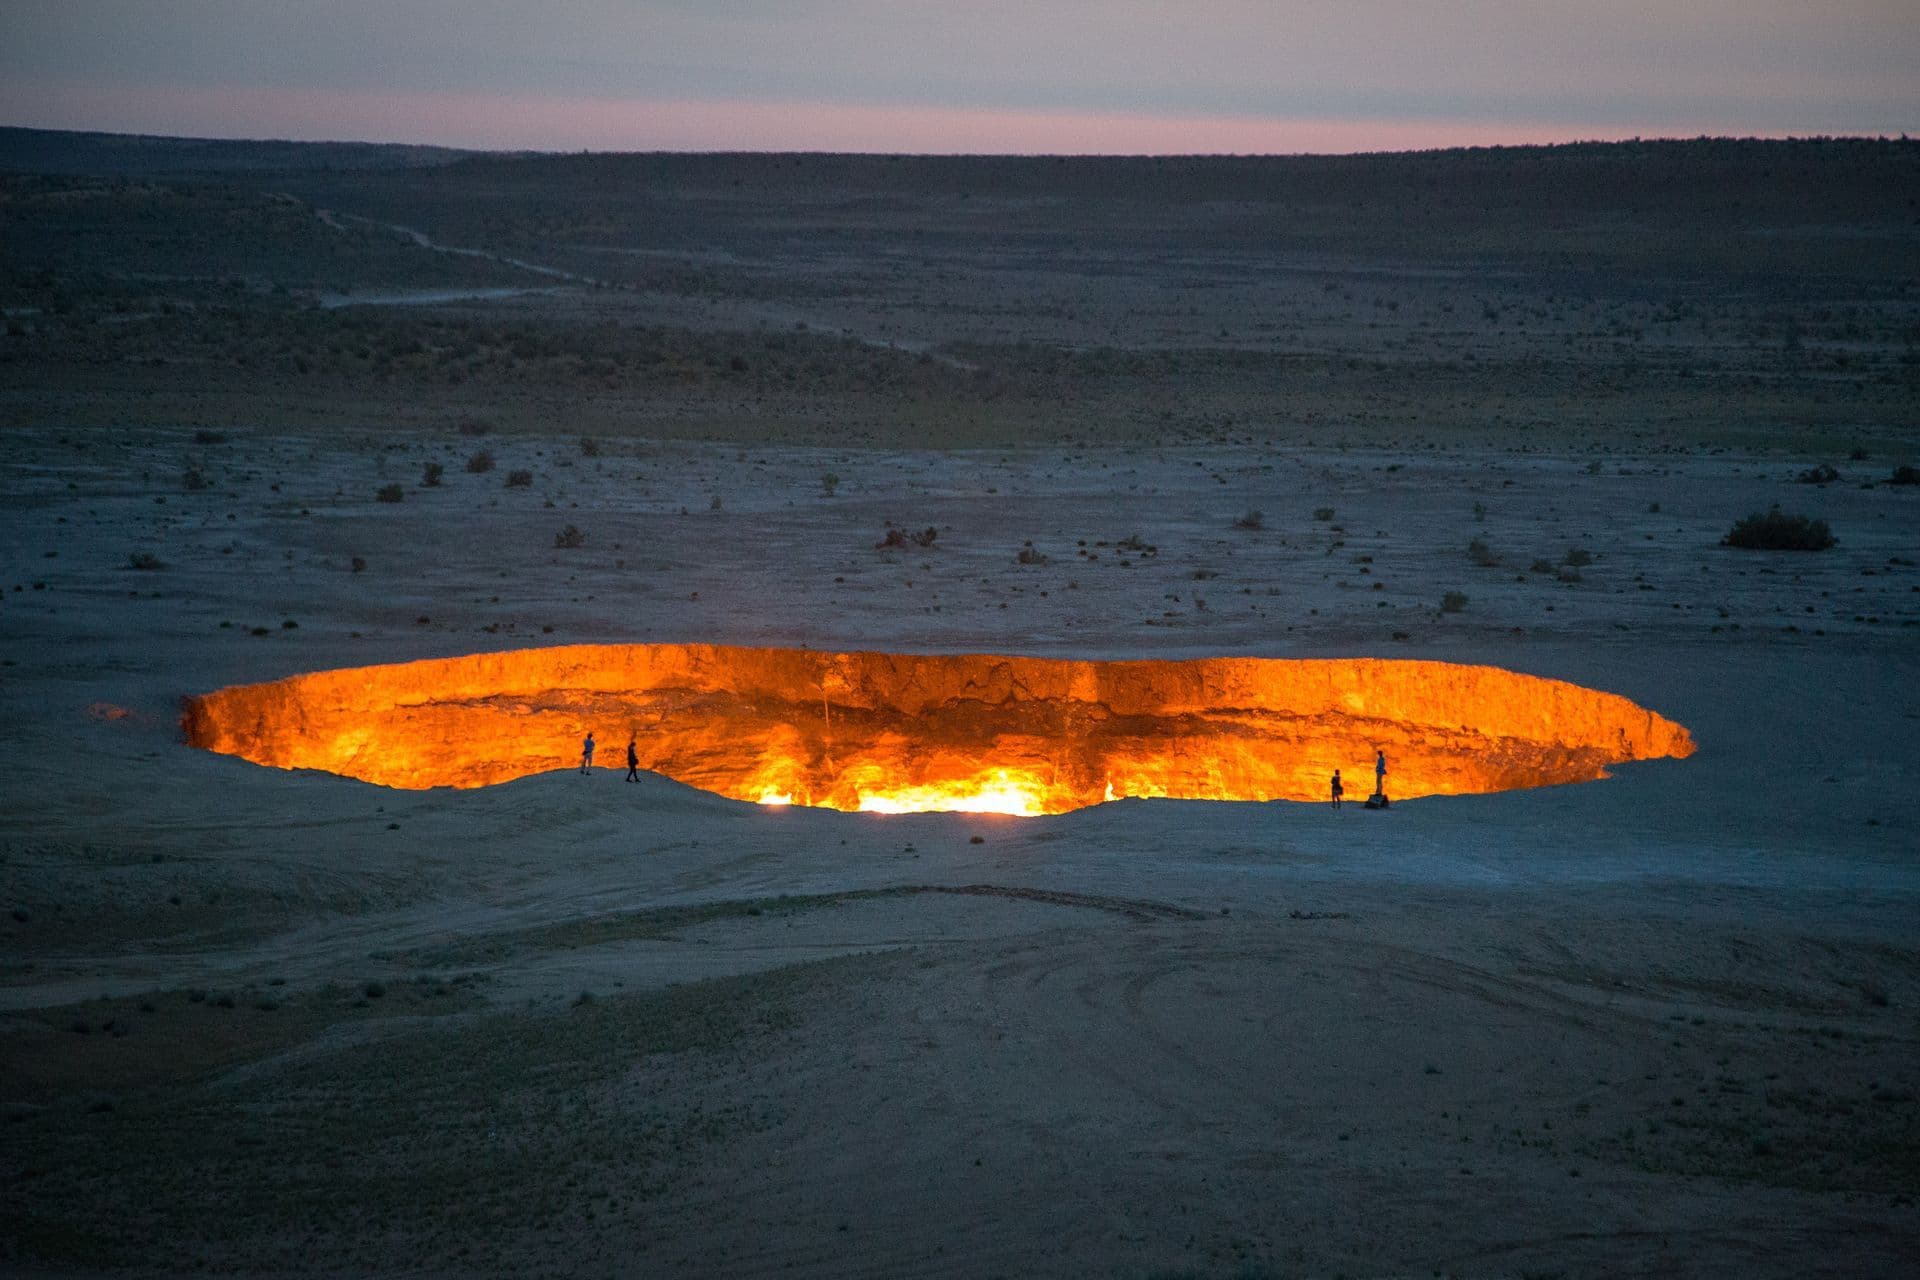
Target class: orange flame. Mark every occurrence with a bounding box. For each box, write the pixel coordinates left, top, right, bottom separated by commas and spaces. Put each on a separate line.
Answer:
182, 644, 1694, 814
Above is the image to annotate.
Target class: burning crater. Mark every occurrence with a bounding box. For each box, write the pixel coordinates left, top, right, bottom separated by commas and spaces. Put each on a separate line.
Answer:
182, 644, 1693, 816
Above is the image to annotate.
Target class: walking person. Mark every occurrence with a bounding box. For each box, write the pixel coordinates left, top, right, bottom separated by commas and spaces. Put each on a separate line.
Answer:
625, 736, 639, 782
1330, 768, 1343, 810
580, 731, 595, 774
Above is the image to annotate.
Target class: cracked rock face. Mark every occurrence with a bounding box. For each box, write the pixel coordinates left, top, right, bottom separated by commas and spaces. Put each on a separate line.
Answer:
183, 643, 1694, 814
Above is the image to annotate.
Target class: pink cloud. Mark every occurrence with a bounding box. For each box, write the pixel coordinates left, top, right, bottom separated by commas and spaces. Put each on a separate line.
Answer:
1, 81, 1806, 154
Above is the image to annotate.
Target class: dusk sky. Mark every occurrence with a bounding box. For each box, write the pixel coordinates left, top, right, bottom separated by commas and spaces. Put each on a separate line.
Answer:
3, 1, 1915, 154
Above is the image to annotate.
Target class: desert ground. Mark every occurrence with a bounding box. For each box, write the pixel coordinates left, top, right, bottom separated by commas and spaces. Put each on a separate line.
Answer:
2, 132, 1918, 1278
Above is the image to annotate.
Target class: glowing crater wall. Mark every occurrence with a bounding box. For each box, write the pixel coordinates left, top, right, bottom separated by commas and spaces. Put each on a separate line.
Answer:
181, 644, 1694, 815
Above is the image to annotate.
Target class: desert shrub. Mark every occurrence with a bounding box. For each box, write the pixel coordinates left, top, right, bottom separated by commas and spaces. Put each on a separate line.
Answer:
1889, 465, 1919, 486
579, 436, 599, 457
504, 469, 533, 487
1472, 501, 1487, 522
1441, 591, 1469, 613
1016, 542, 1048, 565
554, 524, 585, 549
1116, 534, 1156, 554
128, 551, 166, 570
874, 526, 937, 550
1528, 558, 1555, 574
350, 556, 367, 573
1796, 464, 1840, 485
181, 466, 210, 491
1722, 508, 1835, 551
421, 461, 443, 487
375, 483, 404, 503
1563, 547, 1593, 567
821, 472, 840, 496
1313, 507, 1335, 522
465, 449, 495, 474
1468, 537, 1498, 567
1233, 509, 1264, 530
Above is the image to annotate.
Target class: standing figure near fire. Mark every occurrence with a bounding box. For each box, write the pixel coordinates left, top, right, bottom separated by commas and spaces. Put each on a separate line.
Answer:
1330, 768, 1344, 809
625, 737, 639, 782
1374, 749, 1387, 800
580, 731, 595, 774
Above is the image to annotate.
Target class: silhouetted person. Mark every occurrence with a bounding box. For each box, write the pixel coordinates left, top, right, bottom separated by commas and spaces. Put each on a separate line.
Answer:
625, 737, 639, 782
1330, 769, 1344, 810
580, 731, 595, 774
1374, 749, 1388, 801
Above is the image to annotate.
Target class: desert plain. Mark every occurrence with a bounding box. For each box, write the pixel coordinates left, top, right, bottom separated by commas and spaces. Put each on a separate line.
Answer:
2, 132, 1918, 1277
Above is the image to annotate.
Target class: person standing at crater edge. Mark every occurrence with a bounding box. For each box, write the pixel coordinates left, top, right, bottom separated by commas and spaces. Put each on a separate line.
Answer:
1374, 749, 1388, 800
625, 736, 639, 782
580, 731, 595, 775
1330, 768, 1344, 810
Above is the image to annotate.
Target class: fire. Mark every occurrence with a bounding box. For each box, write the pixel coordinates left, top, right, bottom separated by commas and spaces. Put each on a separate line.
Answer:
181, 644, 1694, 814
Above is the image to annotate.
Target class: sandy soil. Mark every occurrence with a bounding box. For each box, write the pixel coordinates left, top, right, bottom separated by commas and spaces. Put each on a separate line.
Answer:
3, 420, 1917, 1277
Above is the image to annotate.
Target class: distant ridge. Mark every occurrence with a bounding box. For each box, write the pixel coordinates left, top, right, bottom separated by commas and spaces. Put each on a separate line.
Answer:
0, 126, 480, 176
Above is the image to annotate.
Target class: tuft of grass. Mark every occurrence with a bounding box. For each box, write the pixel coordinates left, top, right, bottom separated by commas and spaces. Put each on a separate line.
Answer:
1723, 508, 1836, 551
128, 551, 166, 571
1233, 509, 1264, 530
1313, 507, 1335, 522
1796, 464, 1840, 485
504, 469, 533, 488
375, 483, 404, 504
421, 461, 443, 487
464, 448, 494, 474
1441, 590, 1469, 613
1468, 537, 1498, 567
554, 524, 585, 549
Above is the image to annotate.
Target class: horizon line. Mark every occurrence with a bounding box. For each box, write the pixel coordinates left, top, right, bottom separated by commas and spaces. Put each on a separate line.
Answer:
3, 84, 1910, 159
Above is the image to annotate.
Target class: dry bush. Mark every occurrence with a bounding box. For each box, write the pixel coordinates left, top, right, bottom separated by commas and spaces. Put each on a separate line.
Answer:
128, 551, 166, 570
1468, 537, 1498, 567
1441, 591, 1469, 612
554, 524, 584, 549
1313, 507, 1335, 521
1796, 464, 1840, 485
421, 461, 443, 487
1723, 508, 1835, 551
375, 483, 404, 503
1016, 542, 1048, 565
1563, 547, 1593, 567
504, 469, 533, 488
465, 449, 494, 474
1233, 509, 1264, 530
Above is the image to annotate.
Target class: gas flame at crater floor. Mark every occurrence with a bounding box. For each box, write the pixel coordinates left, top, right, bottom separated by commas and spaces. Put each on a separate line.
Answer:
181, 644, 1694, 814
